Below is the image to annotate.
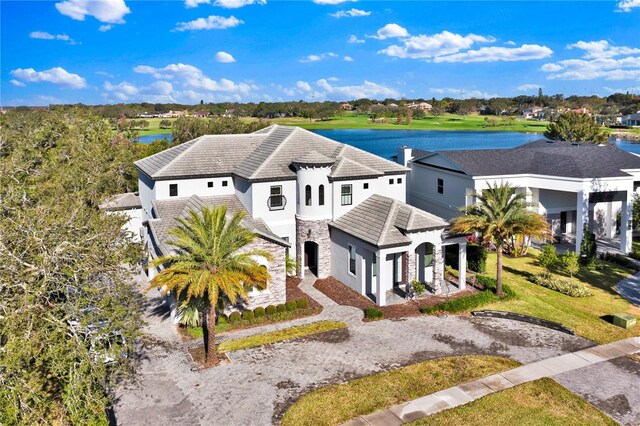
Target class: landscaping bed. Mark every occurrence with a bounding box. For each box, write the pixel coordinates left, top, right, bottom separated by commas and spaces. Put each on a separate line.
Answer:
314, 277, 478, 320
286, 276, 322, 311
409, 378, 616, 426
282, 355, 520, 426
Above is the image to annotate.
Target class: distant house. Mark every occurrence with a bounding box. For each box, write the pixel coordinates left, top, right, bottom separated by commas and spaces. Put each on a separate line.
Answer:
340, 103, 353, 111
520, 106, 544, 119
192, 110, 209, 118
567, 107, 591, 115
99, 192, 143, 242
162, 110, 189, 118
407, 102, 433, 111
621, 113, 640, 127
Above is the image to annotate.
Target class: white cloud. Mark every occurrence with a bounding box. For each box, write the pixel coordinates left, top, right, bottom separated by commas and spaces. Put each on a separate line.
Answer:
541, 56, 640, 80
103, 80, 177, 102
567, 40, 640, 59
348, 34, 365, 44
517, 84, 542, 91
313, 0, 355, 4
174, 15, 243, 31
505, 40, 516, 46
99, 24, 113, 32
213, 0, 266, 8
55, 0, 130, 24
617, 0, 640, 12
133, 63, 256, 95
430, 87, 497, 99
95, 71, 114, 78
434, 44, 552, 63
10, 79, 26, 87
330, 8, 371, 18
370, 23, 409, 40
185, 0, 211, 7
344, 56, 354, 62
29, 31, 76, 44
10, 67, 87, 88
379, 31, 494, 59
300, 52, 338, 63
316, 79, 400, 99
215, 51, 236, 63
296, 81, 312, 92
603, 86, 636, 93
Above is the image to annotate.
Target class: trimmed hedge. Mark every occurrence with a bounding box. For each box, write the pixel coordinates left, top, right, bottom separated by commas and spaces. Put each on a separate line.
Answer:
601, 252, 640, 271
530, 273, 593, 297
254, 306, 265, 317
242, 310, 255, 320
285, 301, 297, 311
421, 274, 516, 315
467, 244, 488, 273
266, 305, 277, 315
364, 307, 384, 320
296, 298, 308, 309
228, 311, 241, 323
276, 304, 287, 313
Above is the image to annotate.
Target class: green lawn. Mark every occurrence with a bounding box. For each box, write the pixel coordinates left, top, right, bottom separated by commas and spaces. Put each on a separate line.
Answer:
282, 356, 520, 426
217, 321, 347, 353
409, 378, 616, 426
480, 250, 640, 344
270, 113, 550, 133
137, 117, 174, 136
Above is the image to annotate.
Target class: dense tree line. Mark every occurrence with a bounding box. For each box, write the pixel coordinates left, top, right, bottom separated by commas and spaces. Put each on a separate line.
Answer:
0, 109, 160, 424
171, 116, 271, 145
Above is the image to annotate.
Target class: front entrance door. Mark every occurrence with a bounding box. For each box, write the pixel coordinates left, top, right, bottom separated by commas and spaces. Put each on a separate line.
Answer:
560, 211, 567, 233
304, 241, 318, 276
392, 252, 406, 287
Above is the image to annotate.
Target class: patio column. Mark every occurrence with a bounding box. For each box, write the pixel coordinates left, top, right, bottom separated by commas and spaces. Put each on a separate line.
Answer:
433, 245, 443, 295
575, 190, 589, 253
605, 202, 615, 239
458, 243, 467, 290
376, 252, 386, 306
621, 192, 632, 254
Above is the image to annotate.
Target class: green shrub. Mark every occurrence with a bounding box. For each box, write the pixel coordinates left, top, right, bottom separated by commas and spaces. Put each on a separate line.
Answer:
295, 298, 308, 309
600, 252, 640, 271
285, 301, 297, 311
630, 248, 640, 261
411, 279, 426, 295
538, 244, 558, 271
579, 224, 597, 266
467, 244, 488, 273
364, 307, 384, 320
276, 303, 287, 313
421, 290, 496, 314
217, 314, 228, 325
475, 275, 516, 298
265, 305, 277, 315
228, 311, 241, 323
254, 307, 265, 317
561, 251, 580, 278
242, 310, 254, 320
530, 273, 593, 297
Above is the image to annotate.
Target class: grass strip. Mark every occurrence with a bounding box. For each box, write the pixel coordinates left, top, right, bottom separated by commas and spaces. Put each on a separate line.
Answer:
217, 320, 347, 353
282, 355, 520, 426
409, 378, 616, 426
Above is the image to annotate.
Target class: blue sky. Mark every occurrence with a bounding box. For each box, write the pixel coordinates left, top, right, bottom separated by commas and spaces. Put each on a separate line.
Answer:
1, 0, 639, 106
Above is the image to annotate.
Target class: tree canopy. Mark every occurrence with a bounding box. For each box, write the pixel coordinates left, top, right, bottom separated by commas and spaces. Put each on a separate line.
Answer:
544, 112, 608, 143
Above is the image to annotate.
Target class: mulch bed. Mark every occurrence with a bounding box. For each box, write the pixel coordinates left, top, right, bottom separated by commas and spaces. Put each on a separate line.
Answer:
314, 276, 479, 320
286, 276, 322, 311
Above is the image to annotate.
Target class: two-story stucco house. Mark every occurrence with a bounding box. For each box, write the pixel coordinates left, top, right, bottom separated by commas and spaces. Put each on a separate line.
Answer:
400, 139, 640, 254
133, 125, 465, 311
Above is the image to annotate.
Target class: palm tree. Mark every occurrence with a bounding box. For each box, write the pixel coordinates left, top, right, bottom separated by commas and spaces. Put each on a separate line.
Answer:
149, 206, 272, 366
450, 182, 551, 295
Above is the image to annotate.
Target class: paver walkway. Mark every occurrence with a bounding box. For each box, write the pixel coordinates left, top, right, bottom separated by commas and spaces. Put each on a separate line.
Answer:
344, 337, 640, 426
616, 270, 640, 307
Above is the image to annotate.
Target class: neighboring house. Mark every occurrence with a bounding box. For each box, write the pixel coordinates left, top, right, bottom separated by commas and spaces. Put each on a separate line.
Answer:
407, 102, 433, 111
400, 140, 640, 254
340, 103, 353, 111
520, 106, 544, 119
621, 113, 640, 127
130, 125, 461, 310
98, 192, 143, 242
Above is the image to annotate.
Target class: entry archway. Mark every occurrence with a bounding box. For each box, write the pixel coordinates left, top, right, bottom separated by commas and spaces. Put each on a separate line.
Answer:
304, 241, 319, 276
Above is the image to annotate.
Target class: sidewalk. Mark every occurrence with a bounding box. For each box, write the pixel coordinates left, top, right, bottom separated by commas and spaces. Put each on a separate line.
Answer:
343, 337, 640, 426
616, 271, 640, 307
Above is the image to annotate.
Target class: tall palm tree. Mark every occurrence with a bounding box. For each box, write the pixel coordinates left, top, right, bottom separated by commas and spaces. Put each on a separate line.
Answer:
149, 205, 272, 366
450, 182, 551, 295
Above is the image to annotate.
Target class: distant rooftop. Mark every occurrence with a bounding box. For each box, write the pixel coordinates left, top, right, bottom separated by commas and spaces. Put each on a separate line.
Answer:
99, 192, 141, 211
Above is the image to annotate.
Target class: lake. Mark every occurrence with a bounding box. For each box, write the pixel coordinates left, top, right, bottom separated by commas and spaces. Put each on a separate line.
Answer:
138, 130, 640, 160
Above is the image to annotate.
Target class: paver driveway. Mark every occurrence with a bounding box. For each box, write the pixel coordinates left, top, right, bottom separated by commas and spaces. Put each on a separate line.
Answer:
114, 272, 593, 426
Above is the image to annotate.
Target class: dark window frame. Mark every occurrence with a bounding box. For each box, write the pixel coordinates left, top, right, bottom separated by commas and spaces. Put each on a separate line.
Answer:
437, 178, 444, 194
207, 181, 214, 188
268, 185, 285, 210
341, 184, 352, 206
222, 180, 228, 187
169, 183, 178, 197
348, 245, 356, 275
318, 184, 325, 206
305, 185, 312, 206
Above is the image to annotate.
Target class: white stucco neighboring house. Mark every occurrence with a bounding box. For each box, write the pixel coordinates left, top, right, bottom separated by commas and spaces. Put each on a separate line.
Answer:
99, 192, 143, 242
400, 140, 640, 254
119, 125, 458, 311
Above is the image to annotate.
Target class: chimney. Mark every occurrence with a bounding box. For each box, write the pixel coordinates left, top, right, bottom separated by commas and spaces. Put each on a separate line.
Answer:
397, 146, 413, 167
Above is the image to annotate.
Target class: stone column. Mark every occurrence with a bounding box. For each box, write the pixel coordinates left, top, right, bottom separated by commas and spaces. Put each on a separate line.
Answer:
575, 190, 589, 253
621, 193, 632, 254
407, 250, 416, 283
432, 245, 443, 295
458, 243, 467, 290
376, 252, 386, 306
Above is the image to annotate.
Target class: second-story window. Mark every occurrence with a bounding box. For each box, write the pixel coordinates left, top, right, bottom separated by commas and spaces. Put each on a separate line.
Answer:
169, 184, 178, 197
397, 178, 402, 184
437, 178, 444, 194
222, 180, 228, 187
269, 185, 285, 210
389, 178, 394, 185
207, 181, 213, 188
318, 184, 325, 206
305, 185, 312, 206
341, 184, 352, 206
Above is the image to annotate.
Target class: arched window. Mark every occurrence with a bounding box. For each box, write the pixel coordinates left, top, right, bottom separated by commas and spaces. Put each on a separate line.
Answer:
305, 185, 312, 206
318, 184, 325, 206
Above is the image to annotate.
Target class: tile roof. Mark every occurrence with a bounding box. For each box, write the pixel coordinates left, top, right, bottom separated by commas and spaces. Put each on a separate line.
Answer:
135, 125, 408, 182
330, 194, 448, 248
148, 194, 289, 256
99, 192, 141, 211
293, 151, 336, 166
414, 139, 640, 179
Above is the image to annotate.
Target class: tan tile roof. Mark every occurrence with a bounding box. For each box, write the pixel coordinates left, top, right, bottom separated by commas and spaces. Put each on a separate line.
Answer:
99, 192, 141, 211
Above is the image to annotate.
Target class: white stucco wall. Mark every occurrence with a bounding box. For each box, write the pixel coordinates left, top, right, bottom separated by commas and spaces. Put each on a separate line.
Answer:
331, 174, 406, 220
296, 166, 332, 220
107, 208, 143, 242
138, 173, 156, 222
409, 163, 473, 220
155, 176, 235, 200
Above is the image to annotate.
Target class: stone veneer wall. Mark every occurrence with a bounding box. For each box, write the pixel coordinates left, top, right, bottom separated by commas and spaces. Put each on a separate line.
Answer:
296, 217, 332, 279
432, 245, 443, 294
407, 251, 416, 283
226, 236, 287, 313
